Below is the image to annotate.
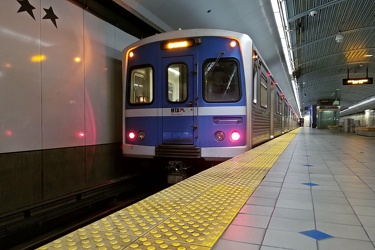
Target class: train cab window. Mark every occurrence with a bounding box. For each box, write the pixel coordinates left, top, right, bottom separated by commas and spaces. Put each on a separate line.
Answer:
203, 59, 240, 102
260, 75, 267, 108
167, 64, 188, 102
129, 67, 153, 104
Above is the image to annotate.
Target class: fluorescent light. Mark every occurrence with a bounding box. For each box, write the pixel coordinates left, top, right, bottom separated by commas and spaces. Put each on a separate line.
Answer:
271, 0, 301, 117
346, 96, 375, 110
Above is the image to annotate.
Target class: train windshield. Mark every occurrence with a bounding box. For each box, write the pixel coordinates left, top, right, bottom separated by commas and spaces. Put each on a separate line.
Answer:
129, 67, 153, 104
203, 59, 240, 102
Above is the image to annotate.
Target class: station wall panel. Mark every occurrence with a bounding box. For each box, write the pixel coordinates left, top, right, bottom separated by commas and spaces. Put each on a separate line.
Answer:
0, 0, 138, 214
0, 0, 137, 153
0, 0, 43, 153
41, 0, 85, 149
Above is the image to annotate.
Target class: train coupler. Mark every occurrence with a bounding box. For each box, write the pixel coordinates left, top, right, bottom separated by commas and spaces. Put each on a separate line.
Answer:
166, 161, 188, 184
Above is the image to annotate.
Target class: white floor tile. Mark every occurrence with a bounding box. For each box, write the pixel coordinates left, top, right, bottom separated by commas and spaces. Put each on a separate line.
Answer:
315, 210, 361, 226
246, 197, 277, 207
358, 215, 375, 228
239, 204, 274, 216
220, 225, 265, 244
313, 202, 355, 214
353, 206, 375, 216
268, 217, 315, 232
232, 213, 270, 228
272, 207, 314, 221
364, 226, 375, 242
316, 222, 370, 241
318, 237, 375, 250
263, 229, 317, 250
348, 198, 375, 207
212, 239, 260, 250
276, 198, 313, 210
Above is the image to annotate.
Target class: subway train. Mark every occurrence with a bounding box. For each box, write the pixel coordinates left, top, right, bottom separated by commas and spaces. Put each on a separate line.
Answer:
122, 29, 298, 162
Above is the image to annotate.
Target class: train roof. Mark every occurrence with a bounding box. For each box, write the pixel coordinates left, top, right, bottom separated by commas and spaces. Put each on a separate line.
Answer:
122, 29, 253, 53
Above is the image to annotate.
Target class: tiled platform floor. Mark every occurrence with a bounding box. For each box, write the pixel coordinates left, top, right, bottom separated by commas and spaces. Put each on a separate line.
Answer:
214, 127, 375, 250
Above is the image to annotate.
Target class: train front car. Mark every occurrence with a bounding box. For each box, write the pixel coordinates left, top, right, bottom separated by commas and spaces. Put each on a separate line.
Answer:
122, 29, 253, 162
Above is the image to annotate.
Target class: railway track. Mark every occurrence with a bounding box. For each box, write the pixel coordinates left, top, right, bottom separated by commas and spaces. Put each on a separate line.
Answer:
1, 165, 168, 250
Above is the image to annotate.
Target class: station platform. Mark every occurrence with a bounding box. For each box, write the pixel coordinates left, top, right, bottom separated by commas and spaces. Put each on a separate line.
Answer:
37, 127, 375, 250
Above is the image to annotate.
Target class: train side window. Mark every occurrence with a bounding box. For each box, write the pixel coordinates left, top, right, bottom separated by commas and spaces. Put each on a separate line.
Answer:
284, 104, 288, 117
167, 64, 188, 102
203, 59, 240, 102
129, 67, 153, 104
276, 93, 282, 114
260, 75, 267, 108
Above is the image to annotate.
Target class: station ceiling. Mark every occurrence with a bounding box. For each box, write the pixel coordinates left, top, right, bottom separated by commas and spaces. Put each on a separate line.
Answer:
110, 0, 375, 116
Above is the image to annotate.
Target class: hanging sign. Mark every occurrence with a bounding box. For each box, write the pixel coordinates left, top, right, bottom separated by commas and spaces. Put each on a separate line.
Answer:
343, 78, 373, 85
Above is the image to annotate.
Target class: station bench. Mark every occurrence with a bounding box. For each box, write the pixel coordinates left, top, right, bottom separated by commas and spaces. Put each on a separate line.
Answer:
355, 127, 375, 137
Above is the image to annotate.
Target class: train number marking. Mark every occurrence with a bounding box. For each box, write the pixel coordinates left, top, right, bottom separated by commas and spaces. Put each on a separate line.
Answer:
171, 108, 185, 115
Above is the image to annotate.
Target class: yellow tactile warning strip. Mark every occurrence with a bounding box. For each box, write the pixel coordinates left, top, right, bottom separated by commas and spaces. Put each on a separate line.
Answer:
38, 128, 300, 250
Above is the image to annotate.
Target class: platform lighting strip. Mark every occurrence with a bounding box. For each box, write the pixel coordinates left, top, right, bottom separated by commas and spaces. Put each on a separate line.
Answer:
271, 0, 301, 117
340, 96, 375, 112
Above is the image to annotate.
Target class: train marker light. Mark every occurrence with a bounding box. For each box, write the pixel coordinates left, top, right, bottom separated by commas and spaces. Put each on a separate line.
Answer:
230, 131, 241, 141
214, 131, 225, 141
138, 131, 146, 140
161, 39, 195, 50
167, 41, 188, 49
128, 131, 136, 140
129, 51, 134, 58
230, 40, 237, 48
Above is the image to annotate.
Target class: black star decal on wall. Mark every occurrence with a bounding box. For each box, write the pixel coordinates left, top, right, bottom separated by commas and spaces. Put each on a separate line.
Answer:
17, 0, 36, 20
43, 6, 58, 28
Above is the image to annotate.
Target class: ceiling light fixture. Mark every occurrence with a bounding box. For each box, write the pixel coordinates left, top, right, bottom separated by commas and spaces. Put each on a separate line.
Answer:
309, 10, 317, 17
335, 32, 344, 43
271, 0, 301, 117
341, 96, 375, 111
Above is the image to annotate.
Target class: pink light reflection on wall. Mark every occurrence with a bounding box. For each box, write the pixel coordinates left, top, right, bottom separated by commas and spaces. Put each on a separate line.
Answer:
5, 129, 13, 137
77, 132, 85, 138
84, 86, 96, 145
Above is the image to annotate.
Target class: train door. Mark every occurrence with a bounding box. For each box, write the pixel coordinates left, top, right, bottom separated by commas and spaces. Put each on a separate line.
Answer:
161, 56, 196, 145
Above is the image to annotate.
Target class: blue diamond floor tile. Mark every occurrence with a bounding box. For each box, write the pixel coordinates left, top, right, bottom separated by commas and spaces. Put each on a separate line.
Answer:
302, 182, 319, 186
304, 164, 314, 167
299, 230, 333, 240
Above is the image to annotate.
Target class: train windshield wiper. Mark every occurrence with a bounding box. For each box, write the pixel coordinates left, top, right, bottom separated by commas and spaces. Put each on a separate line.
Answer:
223, 65, 237, 95
204, 52, 225, 77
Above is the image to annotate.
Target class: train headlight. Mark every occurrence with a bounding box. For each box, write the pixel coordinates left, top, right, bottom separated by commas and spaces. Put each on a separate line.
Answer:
214, 131, 225, 141
128, 131, 136, 140
230, 40, 237, 48
138, 131, 146, 140
230, 131, 241, 141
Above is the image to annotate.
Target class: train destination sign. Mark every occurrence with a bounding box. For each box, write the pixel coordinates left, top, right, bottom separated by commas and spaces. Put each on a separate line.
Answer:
343, 77, 373, 85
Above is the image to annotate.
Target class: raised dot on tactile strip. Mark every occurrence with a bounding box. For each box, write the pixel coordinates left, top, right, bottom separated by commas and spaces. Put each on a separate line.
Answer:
143, 241, 152, 246
95, 242, 105, 247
